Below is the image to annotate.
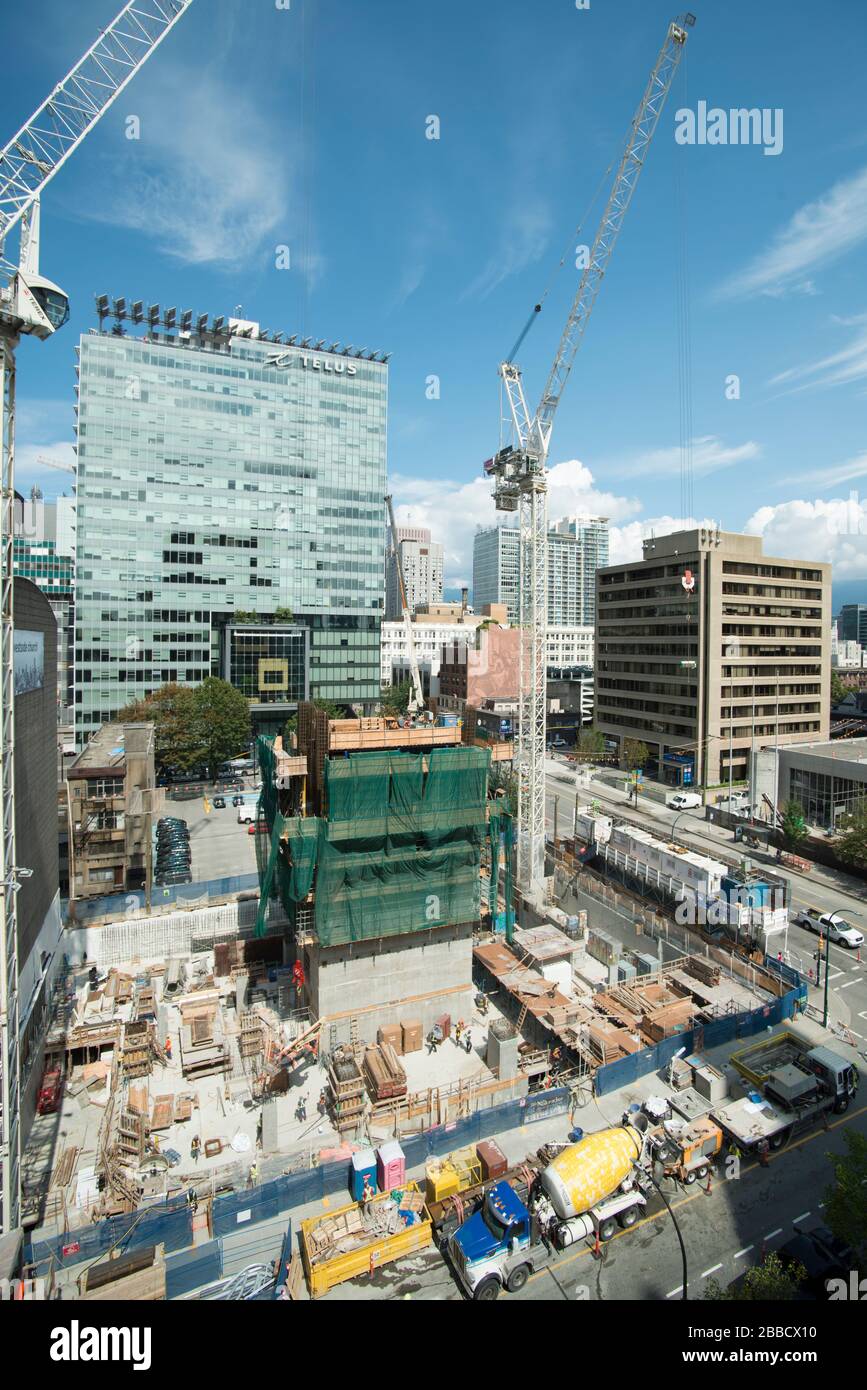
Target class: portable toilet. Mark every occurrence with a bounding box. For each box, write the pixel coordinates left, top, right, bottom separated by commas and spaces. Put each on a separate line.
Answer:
350, 1147, 378, 1202
377, 1140, 406, 1192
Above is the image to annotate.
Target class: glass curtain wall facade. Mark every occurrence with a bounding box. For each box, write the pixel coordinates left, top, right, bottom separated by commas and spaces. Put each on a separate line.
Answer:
74, 328, 387, 744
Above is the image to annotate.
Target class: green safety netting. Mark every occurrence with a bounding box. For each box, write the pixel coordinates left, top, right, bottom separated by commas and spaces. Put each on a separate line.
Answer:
488, 806, 516, 943
254, 737, 502, 946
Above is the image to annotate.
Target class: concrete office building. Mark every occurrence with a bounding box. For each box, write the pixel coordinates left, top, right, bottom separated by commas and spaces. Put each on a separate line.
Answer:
385, 525, 443, 619
13, 580, 63, 1139
595, 527, 830, 787
73, 311, 388, 747
752, 738, 867, 831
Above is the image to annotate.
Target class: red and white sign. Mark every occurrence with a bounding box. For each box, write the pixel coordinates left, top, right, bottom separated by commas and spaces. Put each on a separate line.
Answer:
681, 569, 696, 592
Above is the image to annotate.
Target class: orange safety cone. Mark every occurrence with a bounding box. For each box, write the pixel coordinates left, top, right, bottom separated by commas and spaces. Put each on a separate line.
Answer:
591, 1228, 602, 1260
704, 1169, 713, 1196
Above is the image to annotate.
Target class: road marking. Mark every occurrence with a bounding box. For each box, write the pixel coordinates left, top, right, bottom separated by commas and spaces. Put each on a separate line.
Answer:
733, 1245, 754, 1260
792, 1212, 811, 1224
666, 1285, 683, 1298
839, 978, 859, 989
764, 1228, 783, 1241
701, 1263, 723, 1279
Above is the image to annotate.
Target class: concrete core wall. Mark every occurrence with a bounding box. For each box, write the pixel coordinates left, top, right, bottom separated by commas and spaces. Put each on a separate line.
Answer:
305, 921, 476, 1047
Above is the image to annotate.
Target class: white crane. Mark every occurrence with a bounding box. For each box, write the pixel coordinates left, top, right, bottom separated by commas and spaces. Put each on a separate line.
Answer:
385, 494, 424, 715
0, 0, 194, 1236
486, 14, 694, 895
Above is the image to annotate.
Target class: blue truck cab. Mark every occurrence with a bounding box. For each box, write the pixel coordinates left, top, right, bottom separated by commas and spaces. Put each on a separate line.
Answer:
449, 1180, 543, 1300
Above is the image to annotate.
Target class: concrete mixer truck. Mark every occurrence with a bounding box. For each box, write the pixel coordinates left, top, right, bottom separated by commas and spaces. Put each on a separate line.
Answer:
448, 1126, 648, 1300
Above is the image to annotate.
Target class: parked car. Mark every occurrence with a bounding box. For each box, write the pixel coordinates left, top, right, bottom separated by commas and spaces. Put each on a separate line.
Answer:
667, 791, 702, 810
790, 909, 864, 950
232, 794, 247, 808
213, 796, 226, 809
776, 1226, 854, 1299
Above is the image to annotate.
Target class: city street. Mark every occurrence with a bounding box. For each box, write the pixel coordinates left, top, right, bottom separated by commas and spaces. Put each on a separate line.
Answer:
544, 763, 867, 1047
317, 1101, 867, 1302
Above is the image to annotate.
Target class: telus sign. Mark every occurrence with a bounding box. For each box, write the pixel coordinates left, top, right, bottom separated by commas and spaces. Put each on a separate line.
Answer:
265, 350, 357, 375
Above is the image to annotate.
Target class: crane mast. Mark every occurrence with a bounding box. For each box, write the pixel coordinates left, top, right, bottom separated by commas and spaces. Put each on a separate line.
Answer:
487, 14, 694, 896
0, 0, 194, 1237
385, 495, 424, 715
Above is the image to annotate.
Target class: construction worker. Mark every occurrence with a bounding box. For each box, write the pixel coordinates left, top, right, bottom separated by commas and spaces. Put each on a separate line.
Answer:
164, 1036, 172, 1061
248, 1161, 259, 1188
295, 1095, 307, 1124
757, 1138, 770, 1168
362, 1175, 375, 1203
187, 1188, 198, 1215
454, 1019, 463, 1046
318, 1089, 328, 1118
426, 1031, 439, 1056
190, 1134, 200, 1163
464, 1030, 472, 1055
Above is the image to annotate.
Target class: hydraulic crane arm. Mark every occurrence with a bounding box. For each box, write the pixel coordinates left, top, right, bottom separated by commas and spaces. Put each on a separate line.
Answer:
506, 14, 694, 464
0, 0, 195, 253
385, 494, 424, 714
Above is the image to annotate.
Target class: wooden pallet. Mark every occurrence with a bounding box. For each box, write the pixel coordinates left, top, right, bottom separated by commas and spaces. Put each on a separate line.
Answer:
150, 1095, 175, 1132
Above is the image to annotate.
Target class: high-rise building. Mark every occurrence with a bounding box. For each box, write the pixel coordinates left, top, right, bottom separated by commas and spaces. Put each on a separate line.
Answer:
73, 314, 388, 746
595, 528, 831, 787
385, 525, 443, 619
12, 496, 75, 723
473, 525, 520, 623
838, 603, 867, 646
551, 515, 609, 624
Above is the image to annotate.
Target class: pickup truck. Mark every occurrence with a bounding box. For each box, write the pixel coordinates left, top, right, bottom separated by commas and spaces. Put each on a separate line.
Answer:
790, 908, 864, 950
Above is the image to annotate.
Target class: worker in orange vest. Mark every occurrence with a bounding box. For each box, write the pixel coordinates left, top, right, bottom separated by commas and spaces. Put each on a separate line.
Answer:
164, 1036, 172, 1061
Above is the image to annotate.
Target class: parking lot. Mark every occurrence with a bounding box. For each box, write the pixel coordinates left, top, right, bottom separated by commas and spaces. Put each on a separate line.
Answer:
155, 786, 259, 884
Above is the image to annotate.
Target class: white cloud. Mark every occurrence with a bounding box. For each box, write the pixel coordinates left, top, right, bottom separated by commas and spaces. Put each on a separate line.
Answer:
83, 71, 292, 271
605, 436, 761, 480
780, 450, 867, 490
461, 200, 552, 300
390, 457, 641, 587
608, 515, 716, 566
14, 440, 76, 498
745, 496, 867, 576
715, 164, 867, 300
768, 319, 867, 396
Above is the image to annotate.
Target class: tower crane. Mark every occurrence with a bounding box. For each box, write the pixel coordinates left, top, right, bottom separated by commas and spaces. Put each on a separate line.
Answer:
0, 0, 194, 1236
385, 494, 424, 715
486, 14, 694, 895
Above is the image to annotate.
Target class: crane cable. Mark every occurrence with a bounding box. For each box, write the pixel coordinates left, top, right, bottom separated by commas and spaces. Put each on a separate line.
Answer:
504, 152, 618, 365
675, 43, 695, 523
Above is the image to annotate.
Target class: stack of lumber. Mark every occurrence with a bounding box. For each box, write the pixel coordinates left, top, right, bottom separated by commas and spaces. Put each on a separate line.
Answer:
363, 1043, 407, 1101
685, 957, 721, 988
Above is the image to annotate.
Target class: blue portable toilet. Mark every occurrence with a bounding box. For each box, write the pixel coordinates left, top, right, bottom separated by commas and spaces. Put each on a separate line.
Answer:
350, 1148, 378, 1202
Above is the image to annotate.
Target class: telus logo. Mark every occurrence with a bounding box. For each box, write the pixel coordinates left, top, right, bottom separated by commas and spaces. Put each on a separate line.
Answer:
50, 1321, 152, 1372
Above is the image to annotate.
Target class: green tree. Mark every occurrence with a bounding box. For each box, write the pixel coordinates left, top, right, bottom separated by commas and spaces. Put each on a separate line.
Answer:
823, 1130, 867, 1262
704, 1252, 807, 1302
621, 738, 649, 771
780, 798, 807, 847
577, 727, 605, 759
118, 682, 200, 774
831, 669, 849, 706
273, 606, 294, 622
381, 679, 413, 718
835, 801, 867, 867
190, 677, 251, 779
232, 609, 257, 623
312, 698, 344, 721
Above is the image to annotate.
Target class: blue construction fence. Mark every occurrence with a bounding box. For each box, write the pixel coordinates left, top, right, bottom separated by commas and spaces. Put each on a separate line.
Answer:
594, 982, 808, 1097
63, 872, 261, 924
27, 1087, 571, 1272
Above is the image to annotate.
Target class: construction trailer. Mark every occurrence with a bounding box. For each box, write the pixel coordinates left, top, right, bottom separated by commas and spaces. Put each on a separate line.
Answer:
254, 707, 510, 1047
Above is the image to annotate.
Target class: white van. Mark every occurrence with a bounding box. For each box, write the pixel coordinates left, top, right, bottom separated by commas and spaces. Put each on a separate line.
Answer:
667, 791, 702, 810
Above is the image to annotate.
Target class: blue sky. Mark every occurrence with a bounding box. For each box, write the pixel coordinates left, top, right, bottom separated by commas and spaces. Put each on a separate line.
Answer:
6, 0, 867, 606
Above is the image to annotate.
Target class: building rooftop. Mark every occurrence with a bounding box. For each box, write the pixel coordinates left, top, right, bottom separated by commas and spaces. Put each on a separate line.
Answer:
69, 722, 153, 775
776, 737, 867, 764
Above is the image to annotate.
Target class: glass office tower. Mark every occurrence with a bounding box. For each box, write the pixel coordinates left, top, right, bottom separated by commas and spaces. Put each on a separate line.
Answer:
74, 320, 387, 745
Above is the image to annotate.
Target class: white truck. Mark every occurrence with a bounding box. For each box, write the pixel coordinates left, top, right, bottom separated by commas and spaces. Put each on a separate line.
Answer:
711, 1045, 859, 1155
790, 908, 864, 950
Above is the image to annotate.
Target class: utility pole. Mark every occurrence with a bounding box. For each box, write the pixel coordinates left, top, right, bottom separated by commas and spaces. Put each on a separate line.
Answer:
822, 934, 831, 1029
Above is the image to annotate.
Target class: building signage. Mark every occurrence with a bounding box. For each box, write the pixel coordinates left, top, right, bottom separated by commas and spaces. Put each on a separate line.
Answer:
14, 629, 44, 695
265, 350, 357, 375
